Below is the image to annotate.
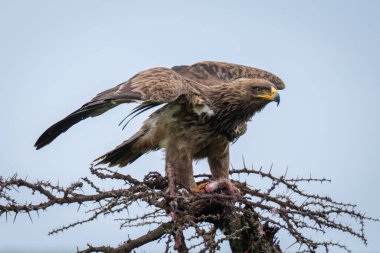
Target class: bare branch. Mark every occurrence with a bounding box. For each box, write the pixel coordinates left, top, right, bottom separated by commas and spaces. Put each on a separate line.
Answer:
0, 165, 378, 252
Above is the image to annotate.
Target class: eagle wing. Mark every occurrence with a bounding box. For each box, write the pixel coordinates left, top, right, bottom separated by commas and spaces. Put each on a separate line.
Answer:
35, 67, 192, 149
172, 61, 285, 90
35, 61, 284, 149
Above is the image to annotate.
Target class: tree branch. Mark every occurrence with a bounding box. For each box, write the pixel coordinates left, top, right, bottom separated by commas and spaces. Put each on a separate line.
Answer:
1, 166, 378, 252
78, 222, 172, 253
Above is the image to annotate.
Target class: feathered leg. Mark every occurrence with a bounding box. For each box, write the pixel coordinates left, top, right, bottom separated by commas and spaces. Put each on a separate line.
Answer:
165, 143, 196, 189
208, 145, 230, 180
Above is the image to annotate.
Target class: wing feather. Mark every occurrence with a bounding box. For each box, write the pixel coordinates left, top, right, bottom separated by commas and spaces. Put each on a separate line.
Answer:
35, 68, 189, 149
172, 61, 285, 90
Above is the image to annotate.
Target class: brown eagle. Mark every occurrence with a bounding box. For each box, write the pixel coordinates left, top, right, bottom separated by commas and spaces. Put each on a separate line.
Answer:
35, 61, 284, 191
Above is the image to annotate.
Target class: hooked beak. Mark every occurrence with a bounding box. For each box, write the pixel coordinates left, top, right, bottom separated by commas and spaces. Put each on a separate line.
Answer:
273, 91, 280, 106
256, 87, 280, 106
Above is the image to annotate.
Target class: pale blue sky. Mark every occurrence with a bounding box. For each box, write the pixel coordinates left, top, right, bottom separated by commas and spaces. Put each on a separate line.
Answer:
1, 1, 380, 252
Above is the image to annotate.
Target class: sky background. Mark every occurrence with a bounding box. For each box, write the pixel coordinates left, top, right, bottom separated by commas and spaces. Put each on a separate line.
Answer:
1, 0, 380, 252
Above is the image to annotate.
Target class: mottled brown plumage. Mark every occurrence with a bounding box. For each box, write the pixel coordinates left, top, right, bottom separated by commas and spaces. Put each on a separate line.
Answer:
35, 61, 284, 188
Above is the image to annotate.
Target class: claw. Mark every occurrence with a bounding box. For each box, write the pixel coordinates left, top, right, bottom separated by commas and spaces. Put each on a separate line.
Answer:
191, 182, 208, 193
192, 179, 240, 195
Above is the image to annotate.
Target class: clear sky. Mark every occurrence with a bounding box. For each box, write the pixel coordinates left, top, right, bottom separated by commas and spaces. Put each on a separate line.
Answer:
1, 0, 380, 252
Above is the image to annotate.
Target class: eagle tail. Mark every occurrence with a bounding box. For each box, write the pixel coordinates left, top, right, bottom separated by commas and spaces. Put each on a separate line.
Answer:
94, 130, 151, 167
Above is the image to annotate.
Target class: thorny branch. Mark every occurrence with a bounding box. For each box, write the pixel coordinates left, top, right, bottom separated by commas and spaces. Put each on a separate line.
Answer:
0, 165, 378, 253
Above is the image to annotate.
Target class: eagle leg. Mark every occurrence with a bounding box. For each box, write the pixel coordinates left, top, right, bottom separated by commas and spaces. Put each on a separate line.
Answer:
207, 142, 230, 179
165, 145, 196, 189
165, 161, 176, 197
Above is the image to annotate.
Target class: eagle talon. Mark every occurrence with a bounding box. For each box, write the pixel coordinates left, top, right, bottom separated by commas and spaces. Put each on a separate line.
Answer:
192, 179, 240, 195
191, 182, 208, 193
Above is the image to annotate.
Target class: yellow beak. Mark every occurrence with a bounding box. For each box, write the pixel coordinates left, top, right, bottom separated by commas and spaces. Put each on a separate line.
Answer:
256, 87, 280, 105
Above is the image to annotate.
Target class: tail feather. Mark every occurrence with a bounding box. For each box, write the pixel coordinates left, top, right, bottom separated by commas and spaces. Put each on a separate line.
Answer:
94, 130, 150, 167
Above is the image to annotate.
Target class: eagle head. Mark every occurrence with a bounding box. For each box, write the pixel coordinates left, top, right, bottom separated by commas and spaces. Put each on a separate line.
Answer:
212, 78, 282, 140
230, 78, 280, 107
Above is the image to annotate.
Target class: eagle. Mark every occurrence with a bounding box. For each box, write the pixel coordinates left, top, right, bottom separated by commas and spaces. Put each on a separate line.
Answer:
35, 61, 284, 192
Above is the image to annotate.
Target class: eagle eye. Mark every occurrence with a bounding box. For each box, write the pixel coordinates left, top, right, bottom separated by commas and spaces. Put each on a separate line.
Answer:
252, 87, 263, 93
